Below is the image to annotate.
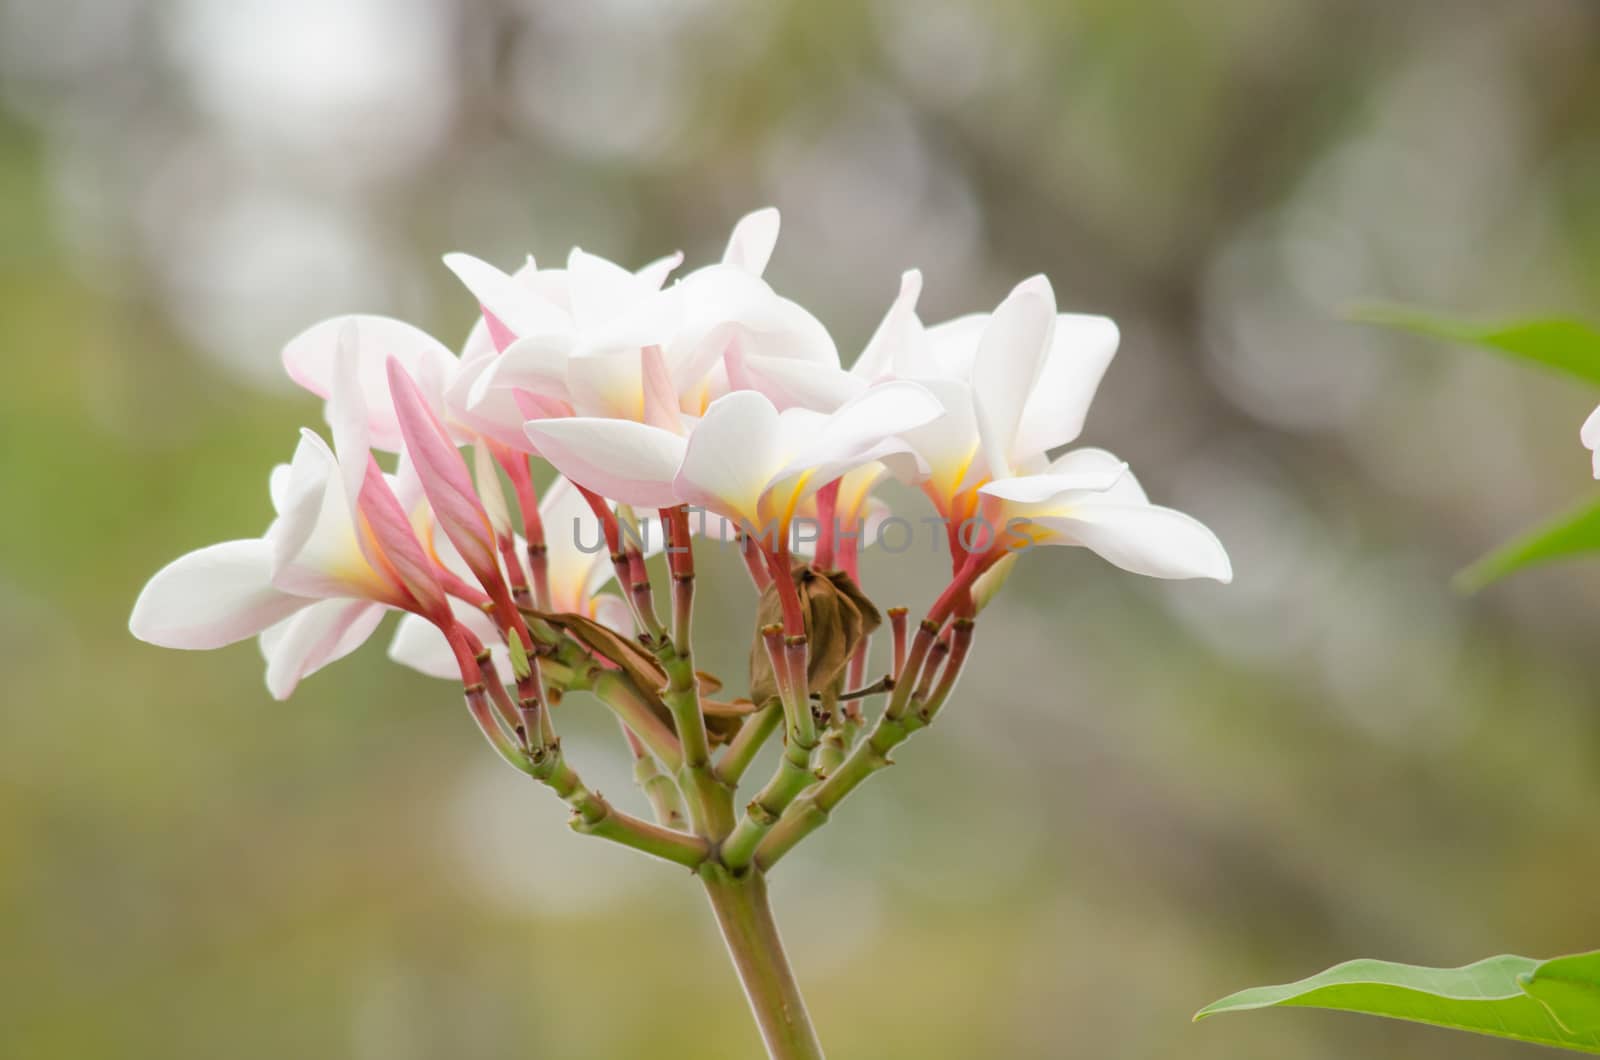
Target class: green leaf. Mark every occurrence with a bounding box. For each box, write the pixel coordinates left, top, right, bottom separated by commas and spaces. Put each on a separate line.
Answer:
1196, 952, 1600, 1053
1523, 953, 1600, 1035
1355, 304, 1600, 385
1455, 497, 1600, 592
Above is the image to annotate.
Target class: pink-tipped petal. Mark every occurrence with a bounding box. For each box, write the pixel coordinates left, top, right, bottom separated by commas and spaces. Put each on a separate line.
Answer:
525, 418, 687, 509
130, 539, 308, 650
641, 344, 684, 432
388, 359, 501, 589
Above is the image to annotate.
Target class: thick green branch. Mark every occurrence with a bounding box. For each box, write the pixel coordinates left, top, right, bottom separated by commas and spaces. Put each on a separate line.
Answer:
659, 646, 736, 840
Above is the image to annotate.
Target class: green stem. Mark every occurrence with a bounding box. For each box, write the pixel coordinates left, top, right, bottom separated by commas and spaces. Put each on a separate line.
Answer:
659, 647, 736, 839
587, 668, 683, 771
717, 700, 783, 787
755, 620, 976, 869
754, 713, 912, 871
632, 749, 687, 829
700, 866, 824, 1059
529, 743, 708, 869
720, 724, 818, 871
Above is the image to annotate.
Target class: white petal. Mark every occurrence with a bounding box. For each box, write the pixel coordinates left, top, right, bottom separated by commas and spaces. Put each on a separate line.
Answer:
539, 476, 614, 613
473, 444, 514, 537
635, 250, 683, 290
853, 269, 924, 381
130, 539, 308, 649
470, 334, 572, 407
979, 464, 1127, 504
1031, 502, 1232, 582
785, 380, 945, 479
449, 349, 543, 451
387, 600, 506, 680
525, 418, 687, 509
267, 431, 385, 601
329, 322, 372, 513
268, 462, 293, 516
920, 313, 988, 378
722, 207, 781, 275
262, 599, 385, 699
568, 350, 646, 420
1048, 447, 1149, 504
589, 593, 636, 635
728, 352, 866, 413
567, 247, 655, 334
673, 390, 783, 525
894, 377, 980, 497
668, 265, 838, 391
1013, 313, 1119, 457
972, 276, 1057, 480
387, 613, 460, 681
443, 253, 571, 340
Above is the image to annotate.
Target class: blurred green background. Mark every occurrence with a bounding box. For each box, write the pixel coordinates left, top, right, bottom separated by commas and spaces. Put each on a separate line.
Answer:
5, 1, 1600, 1056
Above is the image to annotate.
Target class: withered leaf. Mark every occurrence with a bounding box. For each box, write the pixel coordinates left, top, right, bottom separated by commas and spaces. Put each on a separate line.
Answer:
749, 565, 882, 704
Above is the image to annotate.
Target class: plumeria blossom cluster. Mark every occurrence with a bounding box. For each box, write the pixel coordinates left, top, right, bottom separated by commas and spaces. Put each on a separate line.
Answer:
130, 208, 1229, 1057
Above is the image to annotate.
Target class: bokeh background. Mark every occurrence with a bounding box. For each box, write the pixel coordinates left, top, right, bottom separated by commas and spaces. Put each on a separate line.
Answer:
5, 1, 1600, 1057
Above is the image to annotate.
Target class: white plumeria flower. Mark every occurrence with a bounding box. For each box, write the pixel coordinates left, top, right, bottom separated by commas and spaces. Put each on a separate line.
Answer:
130, 332, 458, 697
1582, 405, 1600, 477
526, 383, 943, 547
852, 270, 1228, 582
850, 271, 1116, 515
448, 209, 860, 447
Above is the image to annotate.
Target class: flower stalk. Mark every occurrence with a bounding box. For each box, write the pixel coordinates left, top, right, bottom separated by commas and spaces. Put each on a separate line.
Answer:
700, 867, 824, 1060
